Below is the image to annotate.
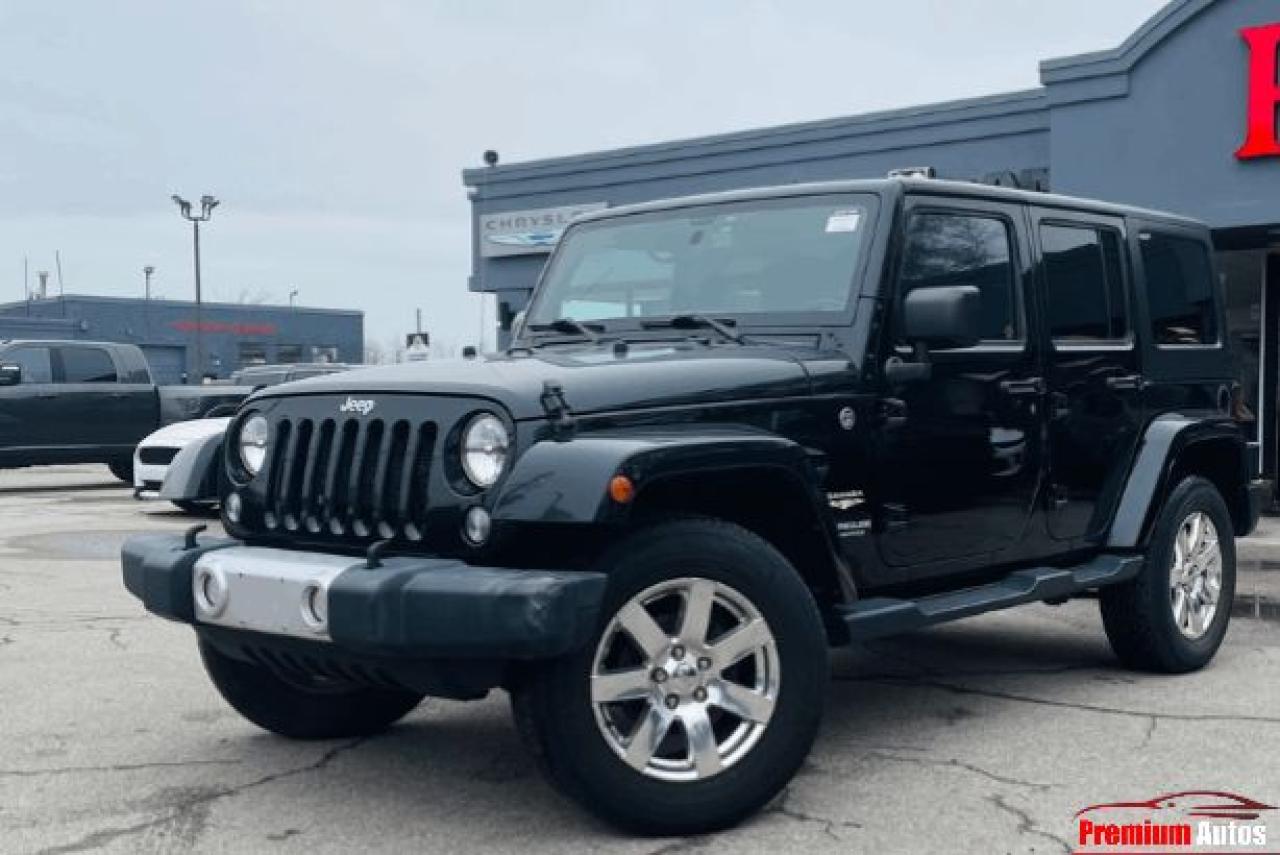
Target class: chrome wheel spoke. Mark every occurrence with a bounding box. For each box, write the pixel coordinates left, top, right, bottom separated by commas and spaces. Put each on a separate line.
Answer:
711, 618, 771, 669
618, 601, 669, 661
682, 706, 722, 777
1172, 587, 1189, 629
624, 704, 672, 771
591, 576, 780, 782
680, 579, 716, 647
712, 679, 776, 724
1168, 512, 1225, 641
591, 668, 652, 704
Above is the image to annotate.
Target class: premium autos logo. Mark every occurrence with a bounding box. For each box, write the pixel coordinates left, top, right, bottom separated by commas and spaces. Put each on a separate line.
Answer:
1074, 791, 1274, 854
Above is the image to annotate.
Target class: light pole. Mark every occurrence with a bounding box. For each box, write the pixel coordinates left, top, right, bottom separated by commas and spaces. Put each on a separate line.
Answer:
143, 265, 155, 301
289, 288, 299, 309
171, 194, 219, 382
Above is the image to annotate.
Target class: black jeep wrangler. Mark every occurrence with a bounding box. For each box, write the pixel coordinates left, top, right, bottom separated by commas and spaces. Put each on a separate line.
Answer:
122, 178, 1268, 835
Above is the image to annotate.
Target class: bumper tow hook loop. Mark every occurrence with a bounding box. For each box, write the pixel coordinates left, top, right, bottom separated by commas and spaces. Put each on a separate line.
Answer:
365, 538, 393, 570
183, 524, 208, 551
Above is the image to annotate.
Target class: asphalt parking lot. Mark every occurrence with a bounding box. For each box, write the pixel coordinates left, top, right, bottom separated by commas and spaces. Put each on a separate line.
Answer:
2, 466, 1278, 854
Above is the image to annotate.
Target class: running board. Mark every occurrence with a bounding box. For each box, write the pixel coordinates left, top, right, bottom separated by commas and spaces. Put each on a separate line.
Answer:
837, 555, 1144, 642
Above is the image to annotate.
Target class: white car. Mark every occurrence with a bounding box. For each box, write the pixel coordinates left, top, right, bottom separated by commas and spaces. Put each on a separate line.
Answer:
134, 417, 231, 511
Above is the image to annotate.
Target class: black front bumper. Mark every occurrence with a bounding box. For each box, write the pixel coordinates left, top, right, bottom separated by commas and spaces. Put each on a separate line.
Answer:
121, 533, 607, 661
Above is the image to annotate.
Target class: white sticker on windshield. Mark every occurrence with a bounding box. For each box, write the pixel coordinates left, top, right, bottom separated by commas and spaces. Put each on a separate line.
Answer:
825, 209, 862, 233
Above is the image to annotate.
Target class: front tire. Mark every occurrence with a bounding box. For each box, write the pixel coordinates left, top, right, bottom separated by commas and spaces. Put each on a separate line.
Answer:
1100, 476, 1235, 673
198, 639, 425, 739
512, 518, 829, 835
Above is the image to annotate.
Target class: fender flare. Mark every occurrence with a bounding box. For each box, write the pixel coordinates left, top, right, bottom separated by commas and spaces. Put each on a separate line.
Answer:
158, 431, 225, 502
491, 427, 829, 526
1107, 413, 1248, 548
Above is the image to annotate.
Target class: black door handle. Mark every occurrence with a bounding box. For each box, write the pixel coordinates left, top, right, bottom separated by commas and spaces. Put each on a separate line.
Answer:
877, 398, 908, 428
1105, 374, 1144, 391
999, 377, 1045, 396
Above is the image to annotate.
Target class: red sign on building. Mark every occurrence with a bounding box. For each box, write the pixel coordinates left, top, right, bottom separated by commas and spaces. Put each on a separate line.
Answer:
169, 320, 278, 336
1236, 22, 1280, 160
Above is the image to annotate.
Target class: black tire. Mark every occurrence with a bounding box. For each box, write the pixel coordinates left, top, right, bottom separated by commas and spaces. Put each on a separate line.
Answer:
108, 459, 134, 484
1100, 476, 1236, 673
512, 518, 828, 835
198, 638, 425, 739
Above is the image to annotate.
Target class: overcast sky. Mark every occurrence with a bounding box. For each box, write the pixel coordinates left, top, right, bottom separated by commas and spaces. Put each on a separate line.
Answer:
0, 0, 1169, 357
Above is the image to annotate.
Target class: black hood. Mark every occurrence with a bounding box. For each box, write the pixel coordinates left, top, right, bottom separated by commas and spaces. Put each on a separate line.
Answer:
255, 341, 828, 420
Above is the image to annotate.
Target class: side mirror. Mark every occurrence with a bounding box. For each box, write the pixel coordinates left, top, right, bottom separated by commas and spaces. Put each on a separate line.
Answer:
901, 285, 983, 348
884, 285, 982, 385
0, 364, 21, 386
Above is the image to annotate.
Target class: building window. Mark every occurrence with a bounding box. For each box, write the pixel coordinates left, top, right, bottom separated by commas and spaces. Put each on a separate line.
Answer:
311, 345, 339, 363
898, 212, 1020, 343
6, 346, 53, 383
238, 342, 268, 366
59, 346, 118, 383
1041, 224, 1129, 343
277, 344, 304, 364
1141, 231, 1218, 346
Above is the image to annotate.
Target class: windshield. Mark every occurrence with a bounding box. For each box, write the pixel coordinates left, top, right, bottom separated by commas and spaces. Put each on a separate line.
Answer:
525, 194, 876, 329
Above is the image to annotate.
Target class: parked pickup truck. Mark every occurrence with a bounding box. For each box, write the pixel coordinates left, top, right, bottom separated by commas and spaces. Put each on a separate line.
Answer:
0, 340, 248, 481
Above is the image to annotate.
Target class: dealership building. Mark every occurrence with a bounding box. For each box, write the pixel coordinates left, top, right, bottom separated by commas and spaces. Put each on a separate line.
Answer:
0, 295, 363, 384
464, 0, 1280, 476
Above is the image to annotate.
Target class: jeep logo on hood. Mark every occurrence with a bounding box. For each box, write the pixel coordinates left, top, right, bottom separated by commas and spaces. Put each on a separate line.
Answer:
339, 397, 376, 416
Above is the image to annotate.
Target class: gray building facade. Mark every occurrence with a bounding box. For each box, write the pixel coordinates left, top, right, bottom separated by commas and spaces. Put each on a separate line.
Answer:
0, 295, 363, 384
464, 0, 1280, 475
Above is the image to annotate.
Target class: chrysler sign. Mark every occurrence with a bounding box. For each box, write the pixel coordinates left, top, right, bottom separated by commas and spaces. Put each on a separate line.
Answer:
480, 202, 607, 257
1236, 22, 1280, 160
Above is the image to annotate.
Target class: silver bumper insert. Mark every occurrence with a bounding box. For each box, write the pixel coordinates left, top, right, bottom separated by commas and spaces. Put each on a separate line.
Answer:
192, 546, 360, 641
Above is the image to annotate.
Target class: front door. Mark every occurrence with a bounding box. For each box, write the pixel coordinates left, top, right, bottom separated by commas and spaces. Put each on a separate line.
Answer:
872, 198, 1043, 575
0, 345, 58, 454
1030, 209, 1144, 542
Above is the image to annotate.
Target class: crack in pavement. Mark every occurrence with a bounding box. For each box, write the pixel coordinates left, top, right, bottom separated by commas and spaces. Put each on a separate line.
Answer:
849, 676, 1280, 726
0, 758, 242, 778
986, 793, 1071, 854
33, 737, 369, 855
866, 751, 1051, 791
762, 788, 863, 841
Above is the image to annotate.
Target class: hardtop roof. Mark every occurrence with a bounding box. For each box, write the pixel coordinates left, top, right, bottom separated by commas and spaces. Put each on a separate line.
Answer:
571, 177, 1206, 231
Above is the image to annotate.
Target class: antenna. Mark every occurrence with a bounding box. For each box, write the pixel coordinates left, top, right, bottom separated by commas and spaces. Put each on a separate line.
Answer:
55, 251, 65, 295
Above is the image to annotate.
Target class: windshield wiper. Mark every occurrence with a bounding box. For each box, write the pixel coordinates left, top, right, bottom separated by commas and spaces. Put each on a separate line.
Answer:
642, 314, 743, 344
527, 318, 604, 343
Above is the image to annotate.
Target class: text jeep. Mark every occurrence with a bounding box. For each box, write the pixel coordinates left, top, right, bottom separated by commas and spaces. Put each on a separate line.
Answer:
122, 178, 1269, 835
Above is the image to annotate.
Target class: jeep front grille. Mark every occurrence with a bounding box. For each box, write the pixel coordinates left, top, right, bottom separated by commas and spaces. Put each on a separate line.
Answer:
260, 416, 438, 541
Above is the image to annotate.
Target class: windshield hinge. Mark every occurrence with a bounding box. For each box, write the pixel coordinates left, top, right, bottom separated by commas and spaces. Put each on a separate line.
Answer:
540, 380, 577, 437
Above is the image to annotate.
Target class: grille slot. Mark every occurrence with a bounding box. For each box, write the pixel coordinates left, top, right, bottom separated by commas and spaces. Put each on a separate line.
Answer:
260, 414, 436, 541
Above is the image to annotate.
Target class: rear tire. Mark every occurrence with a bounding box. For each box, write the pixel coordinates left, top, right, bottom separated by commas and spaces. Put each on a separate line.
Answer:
1100, 476, 1235, 673
108, 459, 134, 484
198, 639, 424, 739
511, 518, 828, 835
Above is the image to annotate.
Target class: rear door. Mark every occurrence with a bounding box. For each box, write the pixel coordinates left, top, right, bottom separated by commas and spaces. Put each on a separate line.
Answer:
53, 345, 139, 452
1031, 208, 1144, 542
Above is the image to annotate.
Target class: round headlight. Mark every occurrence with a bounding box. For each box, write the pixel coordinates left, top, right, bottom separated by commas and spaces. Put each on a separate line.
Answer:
461, 413, 509, 488
238, 414, 271, 476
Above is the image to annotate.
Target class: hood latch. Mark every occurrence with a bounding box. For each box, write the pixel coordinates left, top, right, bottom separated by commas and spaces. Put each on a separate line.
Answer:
540, 380, 577, 437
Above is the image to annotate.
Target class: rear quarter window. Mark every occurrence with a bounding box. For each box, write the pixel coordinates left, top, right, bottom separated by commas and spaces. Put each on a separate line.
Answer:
1139, 231, 1218, 347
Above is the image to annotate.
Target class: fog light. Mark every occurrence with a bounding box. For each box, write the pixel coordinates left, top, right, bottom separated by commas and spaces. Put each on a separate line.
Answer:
463, 506, 491, 545
224, 491, 243, 524
193, 566, 228, 617
299, 582, 328, 632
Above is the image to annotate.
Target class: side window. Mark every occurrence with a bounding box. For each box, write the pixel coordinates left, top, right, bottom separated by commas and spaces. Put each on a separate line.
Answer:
1041, 224, 1129, 343
898, 212, 1019, 343
59, 347, 119, 383
1140, 231, 1218, 346
4, 347, 53, 383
